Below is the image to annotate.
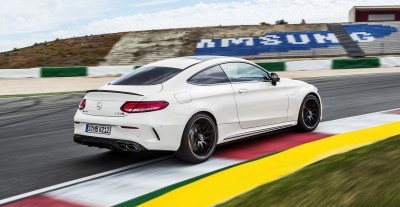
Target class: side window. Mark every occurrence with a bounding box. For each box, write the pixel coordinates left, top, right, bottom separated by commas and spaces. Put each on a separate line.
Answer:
220, 63, 270, 83
188, 65, 230, 85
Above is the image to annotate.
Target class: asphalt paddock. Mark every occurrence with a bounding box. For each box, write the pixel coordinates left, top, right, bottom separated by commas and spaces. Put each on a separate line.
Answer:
1, 72, 400, 199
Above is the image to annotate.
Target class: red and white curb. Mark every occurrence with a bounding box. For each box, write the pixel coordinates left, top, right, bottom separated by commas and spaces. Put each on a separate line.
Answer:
2, 109, 400, 206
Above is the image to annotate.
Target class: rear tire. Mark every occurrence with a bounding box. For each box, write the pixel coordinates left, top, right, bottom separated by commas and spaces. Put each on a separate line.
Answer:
175, 113, 218, 163
297, 94, 321, 131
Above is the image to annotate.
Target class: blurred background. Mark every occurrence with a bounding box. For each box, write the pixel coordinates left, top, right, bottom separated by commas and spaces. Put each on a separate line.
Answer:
1, 0, 400, 206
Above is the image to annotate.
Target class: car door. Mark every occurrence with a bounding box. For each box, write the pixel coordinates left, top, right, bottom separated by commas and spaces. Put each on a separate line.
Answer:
220, 62, 289, 129
187, 65, 238, 125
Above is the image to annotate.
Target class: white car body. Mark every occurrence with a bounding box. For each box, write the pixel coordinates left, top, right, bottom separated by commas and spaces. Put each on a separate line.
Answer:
74, 56, 321, 154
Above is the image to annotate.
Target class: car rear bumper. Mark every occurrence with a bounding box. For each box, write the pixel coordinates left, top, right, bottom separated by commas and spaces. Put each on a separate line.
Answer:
73, 109, 189, 151
74, 134, 147, 152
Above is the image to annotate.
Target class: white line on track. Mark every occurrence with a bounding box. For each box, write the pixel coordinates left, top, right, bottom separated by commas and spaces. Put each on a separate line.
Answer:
0, 92, 84, 100
0, 155, 173, 205
322, 107, 400, 122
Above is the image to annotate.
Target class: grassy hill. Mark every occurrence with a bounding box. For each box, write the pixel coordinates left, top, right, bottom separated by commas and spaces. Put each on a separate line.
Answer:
0, 33, 127, 69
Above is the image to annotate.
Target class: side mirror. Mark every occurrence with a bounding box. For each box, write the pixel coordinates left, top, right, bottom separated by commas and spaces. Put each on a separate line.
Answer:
271, 73, 280, 86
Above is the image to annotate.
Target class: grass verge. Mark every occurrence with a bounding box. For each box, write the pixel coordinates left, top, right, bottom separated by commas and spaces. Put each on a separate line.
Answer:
0, 91, 84, 98
219, 135, 400, 207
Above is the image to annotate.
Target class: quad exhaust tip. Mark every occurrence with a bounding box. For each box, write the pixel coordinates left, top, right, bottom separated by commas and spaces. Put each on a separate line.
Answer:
117, 143, 139, 151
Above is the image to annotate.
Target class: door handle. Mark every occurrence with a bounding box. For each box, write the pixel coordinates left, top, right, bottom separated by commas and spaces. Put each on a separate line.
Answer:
238, 89, 248, 94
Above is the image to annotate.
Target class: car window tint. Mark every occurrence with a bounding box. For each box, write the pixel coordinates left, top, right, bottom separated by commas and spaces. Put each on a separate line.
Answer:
220, 63, 269, 83
111, 66, 181, 85
188, 65, 230, 84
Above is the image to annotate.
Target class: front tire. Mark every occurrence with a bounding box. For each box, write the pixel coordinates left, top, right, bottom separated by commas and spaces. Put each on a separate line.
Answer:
297, 94, 321, 131
175, 113, 218, 163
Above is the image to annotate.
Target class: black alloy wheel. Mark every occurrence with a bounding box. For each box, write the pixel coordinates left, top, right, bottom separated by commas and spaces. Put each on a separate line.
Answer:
188, 118, 215, 157
297, 94, 321, 131
176, 113, 217, 163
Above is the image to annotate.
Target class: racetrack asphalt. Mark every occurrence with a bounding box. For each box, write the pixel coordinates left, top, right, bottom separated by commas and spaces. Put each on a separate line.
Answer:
1, 72, 400, 200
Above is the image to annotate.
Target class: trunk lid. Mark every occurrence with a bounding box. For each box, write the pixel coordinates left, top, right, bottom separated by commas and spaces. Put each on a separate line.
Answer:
82, 84, 162, 117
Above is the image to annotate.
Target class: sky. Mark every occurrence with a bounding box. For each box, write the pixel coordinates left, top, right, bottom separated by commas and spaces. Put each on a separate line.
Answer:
0, 0, 399, 52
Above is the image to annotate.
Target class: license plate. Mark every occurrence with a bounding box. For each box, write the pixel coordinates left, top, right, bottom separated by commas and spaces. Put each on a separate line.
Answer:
86, 124, 111, 135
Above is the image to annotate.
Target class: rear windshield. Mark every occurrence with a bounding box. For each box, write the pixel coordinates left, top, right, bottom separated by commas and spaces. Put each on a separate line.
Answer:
111, 66, 182, 85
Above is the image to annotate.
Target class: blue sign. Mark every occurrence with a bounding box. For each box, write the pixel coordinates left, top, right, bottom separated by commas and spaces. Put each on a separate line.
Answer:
195, 24, 398, 56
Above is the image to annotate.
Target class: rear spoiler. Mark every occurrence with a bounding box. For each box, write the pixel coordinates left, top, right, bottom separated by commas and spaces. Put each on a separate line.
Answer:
86, 90, 143, 96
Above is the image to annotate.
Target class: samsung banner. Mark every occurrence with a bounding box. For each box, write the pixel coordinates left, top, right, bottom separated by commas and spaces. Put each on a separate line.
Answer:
195, 24, 398, 56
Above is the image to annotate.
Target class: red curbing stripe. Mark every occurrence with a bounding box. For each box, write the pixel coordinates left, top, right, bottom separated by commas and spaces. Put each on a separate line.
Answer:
214, 131, 332, 160
3, 195, 92, 207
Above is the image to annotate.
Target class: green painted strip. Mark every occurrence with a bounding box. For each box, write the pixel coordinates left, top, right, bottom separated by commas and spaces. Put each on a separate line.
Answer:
113, 152, 279, 207
40, 66, 88, 77
257, 62, 285, 72
332, 58, 380, 69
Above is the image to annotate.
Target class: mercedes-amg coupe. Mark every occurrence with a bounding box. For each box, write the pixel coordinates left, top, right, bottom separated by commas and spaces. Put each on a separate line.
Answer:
74, 56, 322, 163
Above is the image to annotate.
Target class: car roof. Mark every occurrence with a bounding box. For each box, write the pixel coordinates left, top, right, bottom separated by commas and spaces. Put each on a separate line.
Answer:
144, 56, 246, 69
177, 56, 227, 61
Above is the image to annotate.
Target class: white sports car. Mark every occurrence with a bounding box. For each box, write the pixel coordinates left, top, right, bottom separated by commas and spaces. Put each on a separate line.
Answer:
74, 56, 322, 163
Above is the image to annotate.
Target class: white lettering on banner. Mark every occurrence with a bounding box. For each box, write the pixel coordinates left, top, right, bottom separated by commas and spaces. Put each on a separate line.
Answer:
350, 32, 375, 42
287, 34, 310, 44
221, 38, 254, 47
260, 35, 282, 45
314, 33, 339, 43
196, 39, 215, 48
196, 32, 381, 48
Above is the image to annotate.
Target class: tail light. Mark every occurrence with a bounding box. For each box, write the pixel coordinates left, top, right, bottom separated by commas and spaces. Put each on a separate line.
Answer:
79, 99, 86, 110
121, 101, 169, 113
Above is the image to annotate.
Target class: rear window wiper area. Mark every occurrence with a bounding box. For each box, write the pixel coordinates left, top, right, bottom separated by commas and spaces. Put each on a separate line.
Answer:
86, 90, 143, 96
